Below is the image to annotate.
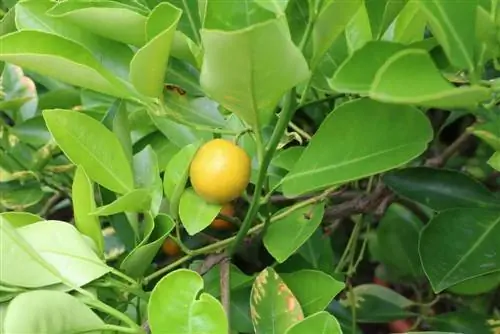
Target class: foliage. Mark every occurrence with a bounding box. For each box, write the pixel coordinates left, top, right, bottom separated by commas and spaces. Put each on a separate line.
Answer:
2, 0, 500, 333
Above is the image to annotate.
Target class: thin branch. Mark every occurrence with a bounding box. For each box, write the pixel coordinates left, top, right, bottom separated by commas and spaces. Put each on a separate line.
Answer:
425, 130, 472, 167
219, 254, 231, 332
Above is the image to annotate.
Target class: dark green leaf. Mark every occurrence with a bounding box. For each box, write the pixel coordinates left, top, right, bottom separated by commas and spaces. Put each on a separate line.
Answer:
383, 167, 500, 211
365, 0, 407, 39
203, 263, 254, 297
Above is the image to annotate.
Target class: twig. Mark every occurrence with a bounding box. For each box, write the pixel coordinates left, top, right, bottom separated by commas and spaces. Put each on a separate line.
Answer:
194, 252, 228, 276
219, 254, 231, 332
39, 192, 62, 218
425, 130, 472, 167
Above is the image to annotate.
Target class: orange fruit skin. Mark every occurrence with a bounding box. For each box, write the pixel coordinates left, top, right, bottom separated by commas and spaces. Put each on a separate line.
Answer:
388, 319, 412, 333
189, 139, 251, 204
161, 238, 180, 256
211, 203, 235, 230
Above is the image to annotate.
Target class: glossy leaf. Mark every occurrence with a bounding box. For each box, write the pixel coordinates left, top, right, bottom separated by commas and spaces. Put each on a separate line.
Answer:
384, 0, 428, 44
298, 229, 336, 275
345, 5, 372, 52
130, 3, 181, 98
179, 188, 222, 235
447, 271, 500, 296
330, 42, 491, 108
167, 0, 201, 43
203, 263, 254, 297
148, 269, 228, 334
282, 99, 433, 197
310, 0, 362, 66
133, 145, 163, 216
251, 267, 304, 334
3, 290, 104, 333
0, 180, 44, 210
120, 214, 175, 278
365, 0, 407, 39
201, 0, 275, 31
91, 189, 152, 216
0, 211, 42, 228
151, 114, 210, 147
281, 270, 345, 315
72, 166, 104, 255
341, 284, 416, 322
47, 0, 148, 46
0, 30, 132, 98
377, 203, 424, 278
418, 0, 476, 71
383, 167, 500, 211
420, 208, 500, 292
264, 203, 325, 262
163, 142, 201, 218
200, 17, 309, 127
286, 311, 342, 334
44, 109, 134, 194
15, 0, 134, 79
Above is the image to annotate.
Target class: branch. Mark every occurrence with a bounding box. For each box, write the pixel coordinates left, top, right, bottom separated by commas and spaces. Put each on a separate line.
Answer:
425, 130, 472, 167
219, 255, 231, 332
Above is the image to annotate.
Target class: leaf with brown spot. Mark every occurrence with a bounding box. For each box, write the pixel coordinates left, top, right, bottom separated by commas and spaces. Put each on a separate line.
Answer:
250, 267, 304, 333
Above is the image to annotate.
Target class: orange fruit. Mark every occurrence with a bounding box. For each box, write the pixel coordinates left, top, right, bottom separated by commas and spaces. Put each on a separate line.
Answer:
388, 319, 413, 333
211, 203, 236, 230
189, 139, 251, 204
161, 238, 180, 256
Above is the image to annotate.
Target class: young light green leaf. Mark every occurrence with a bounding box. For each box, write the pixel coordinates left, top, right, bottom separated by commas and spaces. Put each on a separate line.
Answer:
383, 167, 500, 211
148, 269, 228, 334
254, 0, 289, 14
47, 0, 148, 46
179, 188, 222, 235
3, 290, 104, 334
281, 270, 345, 315
310, 0, 362, 66
0, 30, 132, 98
201, 0, 275, 30
72, 166, 104, 255
420, 208, 500, 293
377, 203, 424, 279
251, 267, 304, 334
44, 109, 134, 194
200, 17, 309, 127
133, 145, 163, 216
167, 0, 201, 43
418, 0, 476, 71
120, 214, 175, 278
0, 212, 42, 228
330, 42, 491, 108
91, 189, 152, 216
130, 3, 181, 98
384, 0, 427, 44
163, 143, 201, 218
285, 311, 342, 334
15, 0, 134, 80
282, 99, 433, 197
264, 203, 325, 263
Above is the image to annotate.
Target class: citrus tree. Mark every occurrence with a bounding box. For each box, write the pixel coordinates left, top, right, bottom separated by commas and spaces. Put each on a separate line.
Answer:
1, 0, 500, 333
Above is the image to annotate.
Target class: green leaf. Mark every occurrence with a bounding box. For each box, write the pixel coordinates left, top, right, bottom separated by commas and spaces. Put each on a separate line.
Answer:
72, 166, 104, 255
365, 0, 407, 39
427, 311, 492, 334
487, 152, 500, 173
418, 0, 477, 71
309, 0, 362, 66
15, 0, 134, 80
447, 271, 500, 296
420, 208, 500, 293
383, 0, 428, 44
179, 188, 222, 235
1, 63, 38, 122
163, 142, 201, 218
43, 109, 134, 194
341, 284, 416, 323
377, 203, 424, 279
1, 219, 111, 288
203, 263, 254, 297
47, 0, 148, 46
0, 180, 44, 210
0, 211, 42, 228
383, 167, 500, 211
297, 229, 336, 275
345, 5, 372, 52
167, 0, 201, 43
282, 98, 433, 197
285, 311, 342, 334
151, 113, 210, 147
264, 203, 325, 263
330, 42, 491, 108
281, 270, 345, 315
254, 0, 289, 14
3, 290, 104, 333
200, 17, 309, 127
148, 269, 228, 334
133, 145, 163, 216
251, 267, 304, 333
0, 30, 132, 98
201, 0, 275, 31
230, 288, 254, 334
91, 189, 152, 216
130, 3, 181, 98
120, 214, 175, 278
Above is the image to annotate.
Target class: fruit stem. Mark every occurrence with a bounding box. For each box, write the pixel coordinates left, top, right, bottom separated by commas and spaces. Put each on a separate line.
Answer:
228, 89, 297, 256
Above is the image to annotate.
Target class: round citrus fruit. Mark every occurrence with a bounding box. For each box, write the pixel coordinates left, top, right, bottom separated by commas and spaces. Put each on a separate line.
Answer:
161, 238, 180, 256
211, 203, 236, 230
189, 139, 251, 204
